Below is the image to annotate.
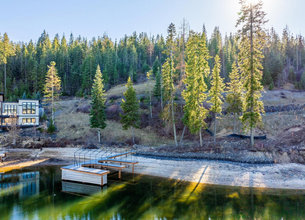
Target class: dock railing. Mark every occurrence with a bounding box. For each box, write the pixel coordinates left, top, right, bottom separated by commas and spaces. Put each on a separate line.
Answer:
73, 147, 135, 166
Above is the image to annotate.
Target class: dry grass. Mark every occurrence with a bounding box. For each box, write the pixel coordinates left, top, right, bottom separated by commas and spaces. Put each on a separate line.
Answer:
56, 112, 94, 140
262, 111, 305, 138
107, 80, 155, 97
262, 90, 305, 106
101, 121, 172, 145
53, 85, 305, 145
213, 110, 305, 138
56, 111, 172, 146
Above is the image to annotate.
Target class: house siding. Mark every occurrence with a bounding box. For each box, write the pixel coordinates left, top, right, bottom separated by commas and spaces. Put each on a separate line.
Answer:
0, 99, 40, 127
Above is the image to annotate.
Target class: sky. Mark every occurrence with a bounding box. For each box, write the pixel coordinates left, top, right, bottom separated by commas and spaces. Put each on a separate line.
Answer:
0, 0, 304, 43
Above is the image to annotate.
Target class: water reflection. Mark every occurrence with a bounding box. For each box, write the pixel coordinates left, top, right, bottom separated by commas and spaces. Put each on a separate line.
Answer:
62, 181, 106, 196
0, 171, 39, 198
0, 166, 305, 219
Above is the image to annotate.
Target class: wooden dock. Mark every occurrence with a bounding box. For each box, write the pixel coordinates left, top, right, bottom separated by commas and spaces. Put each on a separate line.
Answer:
82, 160, 126, 179
99, 159, 139, 173
61, 165, 109, 186
107, 151, 135, 159
61, 150, 138, 186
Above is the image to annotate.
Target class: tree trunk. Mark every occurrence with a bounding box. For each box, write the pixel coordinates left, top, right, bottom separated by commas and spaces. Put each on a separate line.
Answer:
296, 45, 299, 72
52, 85, 54, 122
160, 72, 163, 110
98, 129, 101, 143
4, 63, 6, 96
233, 113, 236, 134
171, 99, 178, 147
199, 127, 203, 147
250, 6, 255, 147
214, 114, 217, 143
149, 91, 152, 118
250, 127, 254, 147
179, 125, 186, 146
132, 127, 135, 145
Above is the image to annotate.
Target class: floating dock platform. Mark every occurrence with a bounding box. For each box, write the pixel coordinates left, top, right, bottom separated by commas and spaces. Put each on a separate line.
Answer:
61, 165, 109, 186
61, 150, 137, 186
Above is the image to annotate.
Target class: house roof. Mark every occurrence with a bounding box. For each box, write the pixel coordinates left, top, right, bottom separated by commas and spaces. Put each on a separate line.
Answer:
19, 99, 39, 101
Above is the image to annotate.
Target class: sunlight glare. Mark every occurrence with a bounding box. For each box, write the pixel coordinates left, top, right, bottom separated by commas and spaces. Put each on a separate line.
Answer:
249, 0, 260, 4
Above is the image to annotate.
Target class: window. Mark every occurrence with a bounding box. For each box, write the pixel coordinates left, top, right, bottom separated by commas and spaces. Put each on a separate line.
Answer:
12, 105, 17, 114
3, 104, 17, 115
22, 102, 36, 114
4, 118, 17, 125
22, 118, 36, 125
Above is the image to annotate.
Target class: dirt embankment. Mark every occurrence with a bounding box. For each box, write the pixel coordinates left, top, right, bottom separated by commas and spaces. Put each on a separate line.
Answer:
1, 124, 305, 165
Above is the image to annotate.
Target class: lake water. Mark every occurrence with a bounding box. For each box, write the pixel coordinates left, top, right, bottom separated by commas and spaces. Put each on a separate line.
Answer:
0, 166, 305, 220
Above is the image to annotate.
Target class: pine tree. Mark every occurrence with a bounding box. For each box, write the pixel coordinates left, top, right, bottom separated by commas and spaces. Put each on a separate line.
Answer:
162, 23, 178, 146
146, 70, 153, 118
209, 55, 225, 143
44, 61, 61, 124
226, 62, 243, 133
0, 33, 15, 96
237, 0, 267, 146
182, 32, 209, 147
162, 57, 177, 146
120, 77, 140, 144
153, 69, 161, 99
90, 65, 107, 142
152, 56, 160, 76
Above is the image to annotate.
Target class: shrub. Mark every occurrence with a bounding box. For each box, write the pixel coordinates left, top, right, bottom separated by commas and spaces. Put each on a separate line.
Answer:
47, 119, 56, 133
300, 71, 305, 90
40, 113, 47, 121
288, 67, 296, 82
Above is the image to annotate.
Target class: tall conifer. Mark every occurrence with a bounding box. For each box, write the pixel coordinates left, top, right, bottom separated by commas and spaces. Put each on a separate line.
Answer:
226, 62, 243, 133
90, 65, 106, 142
153, 69, 161, 99
209, 55, 225, 143
182, 32, 210, 147
44, 61, 61, 124
120, 77, 140, 144
0, 33, 15, 96
162, 23, 178, 146
237, 0, 267, 146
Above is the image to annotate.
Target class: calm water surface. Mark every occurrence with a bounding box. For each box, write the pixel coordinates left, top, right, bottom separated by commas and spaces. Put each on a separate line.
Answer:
0, 166, 305, 220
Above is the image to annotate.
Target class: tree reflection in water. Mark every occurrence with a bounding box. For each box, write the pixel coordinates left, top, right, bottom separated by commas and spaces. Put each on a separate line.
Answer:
0, 166, 305, 219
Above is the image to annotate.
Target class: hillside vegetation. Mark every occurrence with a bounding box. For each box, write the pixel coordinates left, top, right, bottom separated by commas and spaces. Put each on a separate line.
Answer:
48, 80, 305, 147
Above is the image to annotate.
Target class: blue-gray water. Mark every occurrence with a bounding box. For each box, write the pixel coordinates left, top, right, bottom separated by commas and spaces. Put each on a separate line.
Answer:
1, 166, 305, 219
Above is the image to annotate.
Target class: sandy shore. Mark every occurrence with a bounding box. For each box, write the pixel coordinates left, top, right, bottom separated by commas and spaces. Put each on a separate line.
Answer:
1, 147, 305, 190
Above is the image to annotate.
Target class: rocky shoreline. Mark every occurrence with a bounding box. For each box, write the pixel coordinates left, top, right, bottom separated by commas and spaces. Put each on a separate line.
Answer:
135, 151, 274, 164
2, 147, 305, 190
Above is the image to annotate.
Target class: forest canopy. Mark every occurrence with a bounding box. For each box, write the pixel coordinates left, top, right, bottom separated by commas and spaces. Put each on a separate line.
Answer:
0, 24, 305, 101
